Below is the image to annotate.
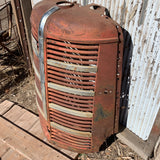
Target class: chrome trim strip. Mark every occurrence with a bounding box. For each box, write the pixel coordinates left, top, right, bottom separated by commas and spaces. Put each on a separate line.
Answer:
50, 122, 92, 138
47, 59, 97, 73
48, 83, 95, 97
35, 82, 42, 100
31, 34, 38, 57
38, 6, 60, 119
32, 62, 40, 80
36, 97, 47, 120
49, 103, 93, 118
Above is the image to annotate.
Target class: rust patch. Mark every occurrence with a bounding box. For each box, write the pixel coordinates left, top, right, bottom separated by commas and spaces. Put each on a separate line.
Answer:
94, 104, 113, 122
129, 4, 138, 22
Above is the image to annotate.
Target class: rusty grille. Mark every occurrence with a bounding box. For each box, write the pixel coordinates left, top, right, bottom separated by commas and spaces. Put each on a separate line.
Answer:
46, 38, 99, 149
50, 127, 92, 150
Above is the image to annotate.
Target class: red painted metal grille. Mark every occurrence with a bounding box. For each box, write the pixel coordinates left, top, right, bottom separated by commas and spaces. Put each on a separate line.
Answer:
47, 66, 96, 90
48, 88, 94, 112
46, 38, 99, 149
50, 127, 92, 150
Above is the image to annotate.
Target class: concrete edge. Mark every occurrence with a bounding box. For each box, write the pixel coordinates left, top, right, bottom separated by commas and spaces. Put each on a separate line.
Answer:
116, 128, 154, 160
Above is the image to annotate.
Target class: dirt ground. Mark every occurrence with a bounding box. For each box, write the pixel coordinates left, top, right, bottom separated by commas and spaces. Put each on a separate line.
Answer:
1, 75, 38, 114
79, 139, 144, 160
0, 75, 145, 160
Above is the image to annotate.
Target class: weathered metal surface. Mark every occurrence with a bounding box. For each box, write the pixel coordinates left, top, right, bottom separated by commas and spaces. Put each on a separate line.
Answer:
82, 0, 160, 141
36, 97, 46, 120
31, 34, 39, 57
49, 103, 93, 118
48, 83, 95, 97
51, 122, 92, 138
31, 0, 42, 7
31, 0, 123, 152
35, 82, 42, 100
47, 59, 97, 73
12, 0, 32, 74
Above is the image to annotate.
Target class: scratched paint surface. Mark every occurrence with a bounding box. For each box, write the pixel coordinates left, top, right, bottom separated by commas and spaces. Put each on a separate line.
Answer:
32, 0, 160, 140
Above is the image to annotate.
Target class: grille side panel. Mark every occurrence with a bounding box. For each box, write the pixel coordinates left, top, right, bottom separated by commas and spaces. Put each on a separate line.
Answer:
92, 43, 120, 149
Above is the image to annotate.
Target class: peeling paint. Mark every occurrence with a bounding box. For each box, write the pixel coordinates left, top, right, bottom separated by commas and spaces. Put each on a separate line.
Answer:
129, 4, 138, 22
138, 0, 148, 26
94, 104, 113, 122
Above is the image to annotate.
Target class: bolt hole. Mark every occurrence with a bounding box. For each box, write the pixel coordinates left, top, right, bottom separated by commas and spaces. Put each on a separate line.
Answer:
104, 89, 108, 94
47, 126, 50, 133
90, 5, 101, 10
56, 1, 74, 8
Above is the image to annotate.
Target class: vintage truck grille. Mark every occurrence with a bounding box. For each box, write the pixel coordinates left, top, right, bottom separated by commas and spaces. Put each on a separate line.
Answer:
31, 1, 123, 152
46, 38, 99, 149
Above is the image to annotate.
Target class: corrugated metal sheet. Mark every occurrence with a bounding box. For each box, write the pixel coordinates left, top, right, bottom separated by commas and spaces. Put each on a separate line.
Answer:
32, 0, 160, 141
68, 0, 84, 5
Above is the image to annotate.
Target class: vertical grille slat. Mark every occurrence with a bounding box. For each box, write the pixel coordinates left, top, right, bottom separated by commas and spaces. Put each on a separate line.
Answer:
46, 38, 99, 149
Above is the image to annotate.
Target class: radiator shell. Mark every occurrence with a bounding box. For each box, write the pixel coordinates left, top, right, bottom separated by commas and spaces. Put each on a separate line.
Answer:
31, 0, 123, 153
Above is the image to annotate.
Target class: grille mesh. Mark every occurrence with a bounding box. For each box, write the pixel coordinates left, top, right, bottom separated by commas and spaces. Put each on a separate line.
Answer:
46, 38, 99, 149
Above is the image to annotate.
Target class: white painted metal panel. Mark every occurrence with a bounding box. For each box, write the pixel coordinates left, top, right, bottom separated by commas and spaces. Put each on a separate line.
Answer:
68, 0, 84, 5
83, 0, 160, 140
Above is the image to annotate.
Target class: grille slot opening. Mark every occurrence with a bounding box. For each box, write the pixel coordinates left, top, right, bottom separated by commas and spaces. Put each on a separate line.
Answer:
48, 96, 93, 111
46, 38, 98, 150
50, 134, 91, 149
47, 65, 96, 90
48, 88, 94, 111
47, 38, 98, 66
49, 108, 93, 121
50, 109, 92, 124
50, 115, 92, 132
50, 108, 92, 135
